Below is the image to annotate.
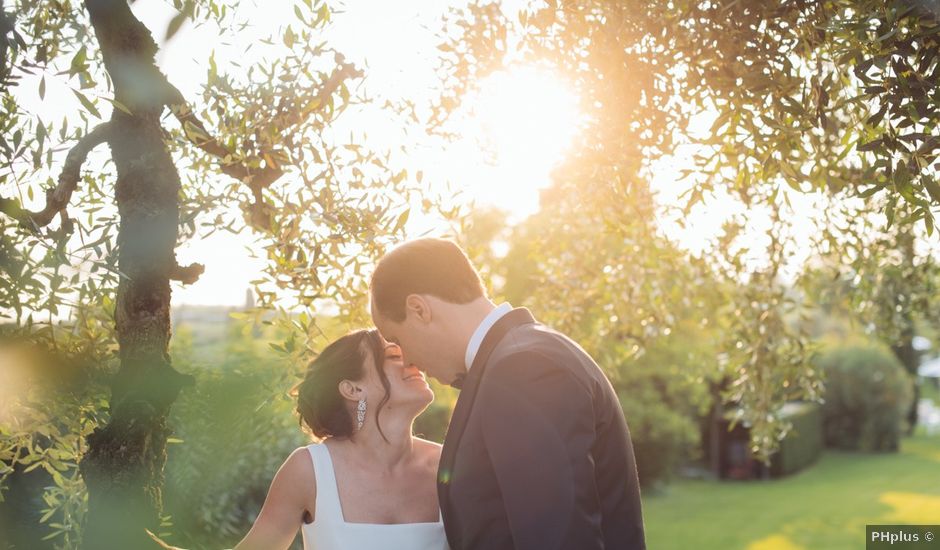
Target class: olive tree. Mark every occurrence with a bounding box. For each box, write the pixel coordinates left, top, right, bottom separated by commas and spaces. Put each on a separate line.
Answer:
1, 1, 415, 547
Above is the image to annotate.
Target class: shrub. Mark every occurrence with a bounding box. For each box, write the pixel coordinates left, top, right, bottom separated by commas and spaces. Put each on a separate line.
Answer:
619, 388, 700, 488
610, 324, 716, 489
818, 344, 913, 451
161, 321, 307, 549
769, 401, 823, 477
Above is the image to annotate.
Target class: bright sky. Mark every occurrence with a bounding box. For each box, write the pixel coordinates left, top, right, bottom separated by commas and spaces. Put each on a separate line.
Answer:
10, 0, 829, 308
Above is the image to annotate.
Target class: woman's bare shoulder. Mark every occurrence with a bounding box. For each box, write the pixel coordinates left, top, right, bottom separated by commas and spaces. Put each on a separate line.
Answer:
285, 444, 314, 462
272, 445, 317, 516
279, 445, 316, 491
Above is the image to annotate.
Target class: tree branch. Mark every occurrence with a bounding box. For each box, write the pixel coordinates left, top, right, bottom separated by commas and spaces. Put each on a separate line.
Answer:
0, 0, 13, 85
163, 55, 362, 195
169, 259, 204, 285
0, 122, 112, 230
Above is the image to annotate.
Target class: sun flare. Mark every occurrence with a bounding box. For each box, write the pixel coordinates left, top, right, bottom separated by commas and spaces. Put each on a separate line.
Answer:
459, 66, 583, 219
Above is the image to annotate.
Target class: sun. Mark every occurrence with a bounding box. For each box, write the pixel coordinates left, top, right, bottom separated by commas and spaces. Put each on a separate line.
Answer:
471, 67, 581, 165
457, 66, 583, 220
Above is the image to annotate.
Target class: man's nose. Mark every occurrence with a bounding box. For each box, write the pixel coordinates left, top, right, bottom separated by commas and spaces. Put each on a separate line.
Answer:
401, 352, 420, 372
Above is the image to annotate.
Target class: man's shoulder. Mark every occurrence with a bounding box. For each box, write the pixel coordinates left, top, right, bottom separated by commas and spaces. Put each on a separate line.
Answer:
492, 321, 593, 366
482, 323, 601, 392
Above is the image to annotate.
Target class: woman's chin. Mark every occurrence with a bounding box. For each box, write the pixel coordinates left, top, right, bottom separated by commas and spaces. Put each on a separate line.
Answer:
392, 388, 434, 412
409, 388, 435, 410
414, 386, 434, 404
421, 387, 435, 405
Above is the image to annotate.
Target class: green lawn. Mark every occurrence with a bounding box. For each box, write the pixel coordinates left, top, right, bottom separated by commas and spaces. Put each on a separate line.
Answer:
643, 428, 940, 550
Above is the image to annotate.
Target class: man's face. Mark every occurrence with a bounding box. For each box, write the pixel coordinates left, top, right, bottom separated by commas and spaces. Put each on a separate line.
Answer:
371, 299, 448, 384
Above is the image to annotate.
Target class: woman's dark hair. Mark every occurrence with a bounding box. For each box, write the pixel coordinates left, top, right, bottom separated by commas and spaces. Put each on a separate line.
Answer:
370, 238, 486, 322
295, 329, 391, 441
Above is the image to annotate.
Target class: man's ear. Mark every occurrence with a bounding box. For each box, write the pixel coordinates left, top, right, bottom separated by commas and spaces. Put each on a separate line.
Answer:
404, 294, 432, 323
338, 379, 363, 403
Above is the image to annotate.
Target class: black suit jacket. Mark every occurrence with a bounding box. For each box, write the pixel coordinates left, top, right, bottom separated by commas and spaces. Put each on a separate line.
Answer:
438, 308, 646, 550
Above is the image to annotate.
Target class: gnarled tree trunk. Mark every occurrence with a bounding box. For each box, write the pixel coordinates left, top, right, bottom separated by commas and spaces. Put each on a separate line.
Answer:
78, 1, 192, 548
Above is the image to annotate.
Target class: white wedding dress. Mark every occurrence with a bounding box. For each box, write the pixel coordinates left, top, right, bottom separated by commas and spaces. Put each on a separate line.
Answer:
300, 443, 450, 550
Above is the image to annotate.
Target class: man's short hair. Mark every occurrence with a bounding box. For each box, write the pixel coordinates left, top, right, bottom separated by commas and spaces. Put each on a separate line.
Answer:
370, 238, 486, 322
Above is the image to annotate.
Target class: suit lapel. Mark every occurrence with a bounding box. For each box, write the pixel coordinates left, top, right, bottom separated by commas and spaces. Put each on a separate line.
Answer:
438, 308, 536, 521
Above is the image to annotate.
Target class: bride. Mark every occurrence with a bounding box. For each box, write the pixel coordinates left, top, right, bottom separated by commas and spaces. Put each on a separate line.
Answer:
234, 328, 449, 550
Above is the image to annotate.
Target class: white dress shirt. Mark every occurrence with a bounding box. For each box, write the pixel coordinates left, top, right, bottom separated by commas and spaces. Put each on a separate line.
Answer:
465, 302, 513, 371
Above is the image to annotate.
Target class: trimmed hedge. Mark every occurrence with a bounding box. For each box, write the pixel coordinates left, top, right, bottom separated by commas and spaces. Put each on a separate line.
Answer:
818, 344, 914, 452
770, 401, 823, 477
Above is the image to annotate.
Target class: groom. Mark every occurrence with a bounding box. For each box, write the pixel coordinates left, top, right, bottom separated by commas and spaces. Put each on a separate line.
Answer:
370, 238, 646, 550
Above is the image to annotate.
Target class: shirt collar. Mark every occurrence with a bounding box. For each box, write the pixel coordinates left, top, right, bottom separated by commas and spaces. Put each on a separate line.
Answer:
465, 302, 513, 371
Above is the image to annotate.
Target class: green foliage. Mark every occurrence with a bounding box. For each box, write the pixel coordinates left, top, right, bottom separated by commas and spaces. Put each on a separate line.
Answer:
161, 321, 306, 548
769, 402, 823, 478
804, 199, 939, 352
817, 344, 914, 451
709, 212, 824, 463
800, 195, 938, 431
0, 298, 116, 548
613, 319, 719, 487
618, 388, 699, 489
0, 388, 96, 550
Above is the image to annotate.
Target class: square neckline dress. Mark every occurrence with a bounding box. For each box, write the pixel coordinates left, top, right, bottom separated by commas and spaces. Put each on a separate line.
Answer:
300, 443, 450, 550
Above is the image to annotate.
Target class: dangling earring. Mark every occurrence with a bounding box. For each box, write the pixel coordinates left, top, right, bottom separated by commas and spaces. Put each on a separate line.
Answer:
356, 398, 367, 430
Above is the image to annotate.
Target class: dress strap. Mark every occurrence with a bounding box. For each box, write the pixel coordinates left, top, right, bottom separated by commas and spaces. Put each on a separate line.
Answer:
307, 443, 344, 523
